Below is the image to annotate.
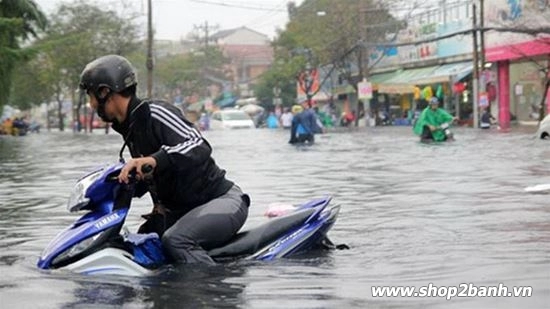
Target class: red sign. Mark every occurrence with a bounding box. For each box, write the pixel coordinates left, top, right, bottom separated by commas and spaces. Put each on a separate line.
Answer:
297, 69, 320, 98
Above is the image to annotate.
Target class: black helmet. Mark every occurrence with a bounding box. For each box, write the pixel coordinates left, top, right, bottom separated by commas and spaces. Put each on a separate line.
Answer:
79, 54, 137, 94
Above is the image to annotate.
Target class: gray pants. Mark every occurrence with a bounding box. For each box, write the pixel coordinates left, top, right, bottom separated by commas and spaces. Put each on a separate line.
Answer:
161, 185, 249, 265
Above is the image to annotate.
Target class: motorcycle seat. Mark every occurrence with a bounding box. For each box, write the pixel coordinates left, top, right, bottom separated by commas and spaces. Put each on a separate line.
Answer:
208, 207, 317, 259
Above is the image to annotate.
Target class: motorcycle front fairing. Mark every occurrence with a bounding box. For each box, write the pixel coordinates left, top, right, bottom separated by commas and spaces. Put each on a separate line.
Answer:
37, 207, 129, 269
37, 163, 129, 270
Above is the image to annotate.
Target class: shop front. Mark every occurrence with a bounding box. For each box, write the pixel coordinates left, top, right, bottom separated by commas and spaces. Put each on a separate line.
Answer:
373, 62, 473, 124
485, 39, 550, 129
509, 60, 548, 124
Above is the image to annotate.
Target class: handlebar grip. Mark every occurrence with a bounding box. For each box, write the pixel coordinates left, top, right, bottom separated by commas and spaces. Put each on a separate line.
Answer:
141, 164, 153, 174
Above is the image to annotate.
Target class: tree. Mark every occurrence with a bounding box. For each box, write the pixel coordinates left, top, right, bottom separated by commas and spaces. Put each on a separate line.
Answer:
276, 0, 400, 87
10, 55, 51, 111
0, 0, 47, 115
154, 46, 229, 102
12, 0, 141, 131
253, 54, 303, 108
258, 0, 402, 113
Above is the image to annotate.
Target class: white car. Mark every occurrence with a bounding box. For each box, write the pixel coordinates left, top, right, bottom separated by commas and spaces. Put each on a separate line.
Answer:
535, 114, 550, 139
210, 109, 255, 130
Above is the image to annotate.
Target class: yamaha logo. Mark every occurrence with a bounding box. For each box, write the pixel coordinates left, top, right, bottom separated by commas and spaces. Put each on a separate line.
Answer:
94, 213, 120, 229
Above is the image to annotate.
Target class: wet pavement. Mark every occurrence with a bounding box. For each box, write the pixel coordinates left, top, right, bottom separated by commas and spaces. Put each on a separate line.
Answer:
0, 126, 548, 308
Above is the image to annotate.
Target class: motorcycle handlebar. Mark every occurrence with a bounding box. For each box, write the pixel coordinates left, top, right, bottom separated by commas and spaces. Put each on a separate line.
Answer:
108, 164, 153, 182
141, 164, 153, 174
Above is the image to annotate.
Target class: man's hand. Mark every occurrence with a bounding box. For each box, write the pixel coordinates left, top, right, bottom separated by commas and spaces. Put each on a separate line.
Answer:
428, 125, 436, 131
118, 157, 157, 184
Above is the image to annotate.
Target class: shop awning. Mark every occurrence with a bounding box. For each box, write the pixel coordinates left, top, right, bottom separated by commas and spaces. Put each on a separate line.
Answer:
331, 71, 400, 94
377, 66, 437, 94
415, 62, 472, 84
376, 62, 473, 94
368, 70, 400, 91
368, 71, 400, 84
333, 84, 356, 95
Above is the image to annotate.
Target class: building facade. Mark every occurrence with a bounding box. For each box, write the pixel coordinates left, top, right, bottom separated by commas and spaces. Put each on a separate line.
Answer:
361, 0, 550, 128
211, 27, 274, 97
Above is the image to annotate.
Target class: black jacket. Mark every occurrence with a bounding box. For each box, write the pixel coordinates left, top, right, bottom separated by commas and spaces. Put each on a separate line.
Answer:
112, 97, 234, 215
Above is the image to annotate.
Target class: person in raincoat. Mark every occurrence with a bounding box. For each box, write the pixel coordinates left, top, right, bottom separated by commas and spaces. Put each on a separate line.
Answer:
413, 97, 456, 142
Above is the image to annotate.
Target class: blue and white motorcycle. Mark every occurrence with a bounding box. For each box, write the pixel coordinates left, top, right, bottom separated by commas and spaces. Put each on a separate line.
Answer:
37, 162, 341, 276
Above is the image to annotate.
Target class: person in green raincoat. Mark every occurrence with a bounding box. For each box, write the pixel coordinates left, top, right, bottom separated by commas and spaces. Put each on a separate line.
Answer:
413, 97, 456, 142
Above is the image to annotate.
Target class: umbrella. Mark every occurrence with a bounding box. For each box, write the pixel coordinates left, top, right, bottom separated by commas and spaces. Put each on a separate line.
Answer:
240, 104, 264, 115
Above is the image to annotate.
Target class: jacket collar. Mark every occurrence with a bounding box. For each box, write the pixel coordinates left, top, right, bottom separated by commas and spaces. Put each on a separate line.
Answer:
112, 96, 148, 135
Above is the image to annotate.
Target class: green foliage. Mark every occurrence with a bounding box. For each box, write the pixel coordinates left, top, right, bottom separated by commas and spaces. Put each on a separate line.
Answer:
262, 0, 400, 98
0, 0, 47, 39
281, 0, 398, 66
40, 0, 141, 91
154, 46, 230, 99
0, 0, 47, 114
9, 0, 141, 129
253, 71, 297, 107
253, 57, 304, 107
10, 57, 50, 110
155, 54, 200, 95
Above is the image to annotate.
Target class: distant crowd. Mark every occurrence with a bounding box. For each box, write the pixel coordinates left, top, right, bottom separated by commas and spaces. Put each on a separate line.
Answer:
1, 116, 40, 136
256, 102, 360, 131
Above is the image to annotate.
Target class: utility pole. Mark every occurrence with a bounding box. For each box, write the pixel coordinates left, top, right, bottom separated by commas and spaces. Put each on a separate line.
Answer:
194, 21, 218, 49
359, 0, 367, 81
304, 49, 314, 107
478, 0, 488, 121
479, 0, 485, 70
472, 2, 479, 128
146, 0, 153, 98
358, 0, 369, 126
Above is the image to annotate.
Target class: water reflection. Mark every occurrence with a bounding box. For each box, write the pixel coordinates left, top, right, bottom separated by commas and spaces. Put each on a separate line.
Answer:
57, 264, 248, 308
0, 127, 549, 308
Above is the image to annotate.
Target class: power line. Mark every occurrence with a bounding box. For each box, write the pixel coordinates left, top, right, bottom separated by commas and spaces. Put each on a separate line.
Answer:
243, 0, 288, 30
188, 0, 287, 12
358, 26, 550, 48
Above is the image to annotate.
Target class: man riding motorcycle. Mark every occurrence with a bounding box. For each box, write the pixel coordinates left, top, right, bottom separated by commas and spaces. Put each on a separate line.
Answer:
413, 97, 456, 142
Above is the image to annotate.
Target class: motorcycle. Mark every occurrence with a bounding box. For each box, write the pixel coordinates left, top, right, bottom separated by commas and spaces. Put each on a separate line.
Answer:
439, 122, 455, 141
37, 162, 341, 276
420, 122, 455, 143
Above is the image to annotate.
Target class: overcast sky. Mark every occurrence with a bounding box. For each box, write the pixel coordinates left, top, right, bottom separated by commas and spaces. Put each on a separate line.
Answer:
34, 0, 304, 40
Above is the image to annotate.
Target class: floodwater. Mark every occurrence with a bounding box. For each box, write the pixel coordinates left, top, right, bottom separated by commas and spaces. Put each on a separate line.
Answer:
0, 126, 549, 308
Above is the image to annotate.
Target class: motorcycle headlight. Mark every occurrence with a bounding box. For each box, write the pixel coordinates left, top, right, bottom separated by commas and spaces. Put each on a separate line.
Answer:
51, 231, 105, 266
67, 170, 103, 212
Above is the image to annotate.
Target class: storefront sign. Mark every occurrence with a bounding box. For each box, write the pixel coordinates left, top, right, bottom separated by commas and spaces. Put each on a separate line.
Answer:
357, 79, 373, 100
479, 92, 489, 107
515, 84, 523, 96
